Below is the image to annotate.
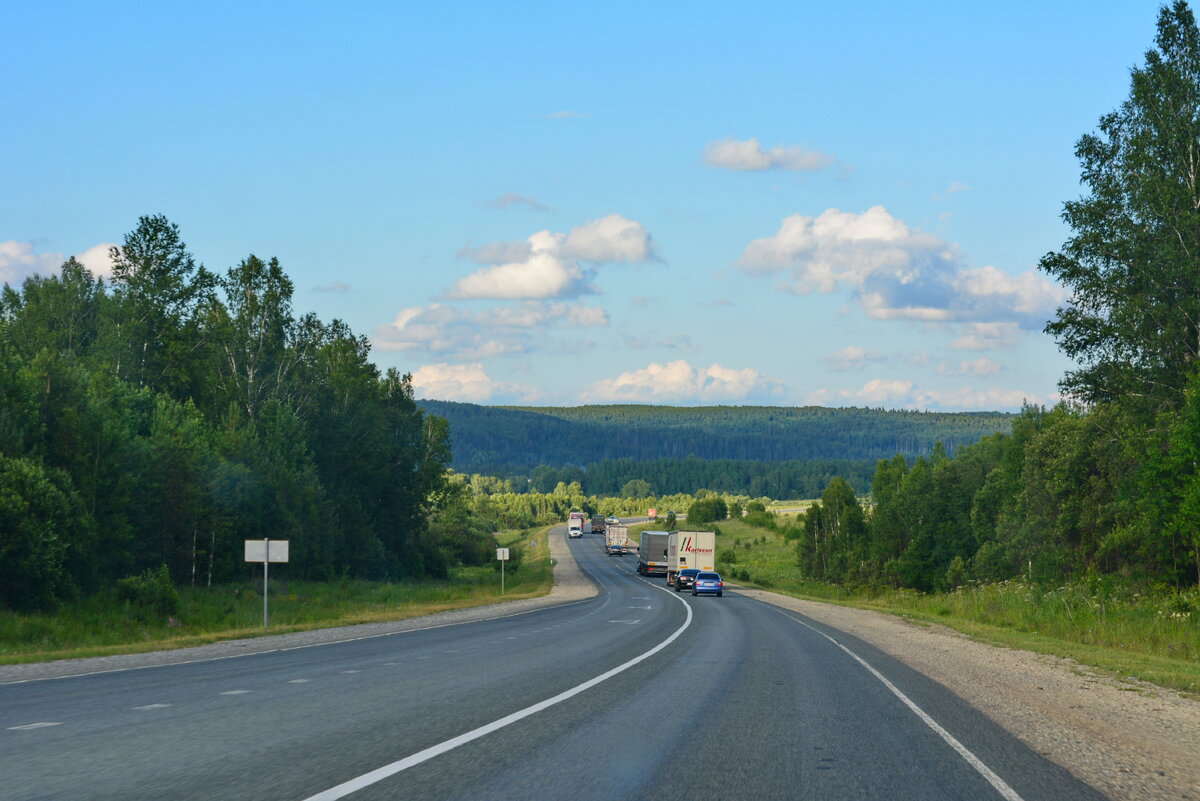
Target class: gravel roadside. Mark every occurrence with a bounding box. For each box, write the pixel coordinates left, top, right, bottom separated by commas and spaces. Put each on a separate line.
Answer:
738, 587, 1200, 801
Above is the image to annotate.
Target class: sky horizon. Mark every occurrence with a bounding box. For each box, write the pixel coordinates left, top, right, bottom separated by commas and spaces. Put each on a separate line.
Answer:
3, 1, 1170, 412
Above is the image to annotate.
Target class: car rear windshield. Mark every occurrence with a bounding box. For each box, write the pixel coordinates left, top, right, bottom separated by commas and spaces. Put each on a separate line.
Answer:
697, 572, 720, 580
681, 569, 700, 575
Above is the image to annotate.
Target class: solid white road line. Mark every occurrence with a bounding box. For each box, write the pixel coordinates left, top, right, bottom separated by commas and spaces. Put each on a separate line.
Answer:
300, 582, 692, 801
775, 609, 1026, 801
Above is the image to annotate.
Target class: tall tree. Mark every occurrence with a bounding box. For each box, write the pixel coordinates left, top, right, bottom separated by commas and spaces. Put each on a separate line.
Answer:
1041, 1, 1200, 410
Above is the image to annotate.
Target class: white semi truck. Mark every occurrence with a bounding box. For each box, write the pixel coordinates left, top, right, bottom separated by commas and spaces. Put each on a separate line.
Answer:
605, 525, 629, 556
666, 530, 716, 586
637, 531, 670, 576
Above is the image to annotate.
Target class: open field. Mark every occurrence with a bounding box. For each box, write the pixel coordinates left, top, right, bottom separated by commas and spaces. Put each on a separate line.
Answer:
0, 528, 553, 665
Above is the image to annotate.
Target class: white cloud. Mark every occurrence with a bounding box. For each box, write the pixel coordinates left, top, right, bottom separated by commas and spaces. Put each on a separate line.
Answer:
447, 214, 655, 300
807, 377, 1051, 411
560, 214, 656, 262
409, 363, 534, 403
950, 322, 1021, 351
737, 206, 1065, 329
704, 137, 834, 172
825, 345, 887, 372
938, 357, 1003, 377
374, 301, 608, 358
582, 359, 783, 403
480, 193, 551, 212
75, 243, 118, 278
313, 281, 350, 293
0, 240, 118, 284
932, 181, 970, 201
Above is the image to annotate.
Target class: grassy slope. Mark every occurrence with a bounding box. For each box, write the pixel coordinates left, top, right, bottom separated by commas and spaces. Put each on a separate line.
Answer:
0, 528, 554, 665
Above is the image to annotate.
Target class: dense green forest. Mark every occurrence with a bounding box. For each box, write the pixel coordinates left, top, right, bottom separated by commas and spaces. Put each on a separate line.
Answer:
796, 3, 1200, 593
418, 399, 1011, 492
0, 216, 474, 611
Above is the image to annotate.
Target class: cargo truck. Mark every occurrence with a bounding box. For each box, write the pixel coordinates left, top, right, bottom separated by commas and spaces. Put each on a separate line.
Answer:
666, 530, 716, 586
567, 511, 590, 539
605, 525, 629, 556
592, 514, 607, 535
637, 531, 670, 576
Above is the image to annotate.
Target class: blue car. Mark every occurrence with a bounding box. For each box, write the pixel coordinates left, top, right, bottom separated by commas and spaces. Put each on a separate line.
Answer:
691, 571, 723, 597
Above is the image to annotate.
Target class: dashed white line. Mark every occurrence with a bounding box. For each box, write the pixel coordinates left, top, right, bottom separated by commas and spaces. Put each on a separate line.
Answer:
8, 722, 62, 730
132, 703, 171, 710
219, 690, 250, 695
339, 670, 361, 674
288, 679, 311, 684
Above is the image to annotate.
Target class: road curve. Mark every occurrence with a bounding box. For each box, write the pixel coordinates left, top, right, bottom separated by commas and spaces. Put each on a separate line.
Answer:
2, 529, 1105, 800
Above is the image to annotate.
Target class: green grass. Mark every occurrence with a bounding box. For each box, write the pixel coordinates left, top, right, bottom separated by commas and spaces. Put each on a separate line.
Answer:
714, 517, 1200, 697
0, 527, 553, 665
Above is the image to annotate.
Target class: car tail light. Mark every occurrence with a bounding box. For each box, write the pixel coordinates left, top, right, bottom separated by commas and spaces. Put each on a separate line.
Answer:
718, 581, 723, 587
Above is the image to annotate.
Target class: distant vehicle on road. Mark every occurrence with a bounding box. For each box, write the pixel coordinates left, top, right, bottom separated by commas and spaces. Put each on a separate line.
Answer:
605, 525, 629, 556
666, 530, 716, 587
592, 514, 606, 535
636, 531, 669, 576
567, 511, 589, 539
692, 571, 723, 597
674, 568, 701, 592
647, 508, 658, 520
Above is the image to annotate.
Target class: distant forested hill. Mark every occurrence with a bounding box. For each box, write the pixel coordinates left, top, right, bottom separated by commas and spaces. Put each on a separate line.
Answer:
418, 401, 1014, 494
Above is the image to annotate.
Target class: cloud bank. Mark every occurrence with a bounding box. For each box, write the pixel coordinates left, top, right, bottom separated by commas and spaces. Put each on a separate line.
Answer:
448, 214, 656, 301
704, 137, 835, 172
737, 206, 1065, 335
1, 240, 118, 284
582, 359, 783, 403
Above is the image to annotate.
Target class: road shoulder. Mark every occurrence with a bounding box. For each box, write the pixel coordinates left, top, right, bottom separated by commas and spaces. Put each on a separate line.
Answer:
0, 531, 597, 685
738, 587, 1200, 801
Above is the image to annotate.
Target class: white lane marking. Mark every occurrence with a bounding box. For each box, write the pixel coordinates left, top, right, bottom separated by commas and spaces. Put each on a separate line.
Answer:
775, 610, 1026, 801
289, 679, 311, 684
132, 703, 171, 710
384, 662, 400, 666
300, 582, 692, 801
629, 605, 652, 609
219, 690, 250, 695
7, 722, 62, 730
339, 670, 361, 674
608, 619, 641, 624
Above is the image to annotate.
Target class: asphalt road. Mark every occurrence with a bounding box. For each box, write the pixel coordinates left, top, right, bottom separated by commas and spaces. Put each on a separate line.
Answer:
2, 529, 1106, 801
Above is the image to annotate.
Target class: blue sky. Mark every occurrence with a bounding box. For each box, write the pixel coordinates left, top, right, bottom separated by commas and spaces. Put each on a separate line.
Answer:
2, 0, 1168, 409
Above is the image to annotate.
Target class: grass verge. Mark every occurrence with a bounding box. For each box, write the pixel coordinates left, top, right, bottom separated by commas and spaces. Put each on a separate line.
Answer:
0, 527, 554, 665
714, 518, 1200, 698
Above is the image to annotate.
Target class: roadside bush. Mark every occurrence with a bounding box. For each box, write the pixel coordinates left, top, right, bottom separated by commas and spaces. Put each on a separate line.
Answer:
116, 565, 180, 618
493, 544, 524, 573
718, 549, 738, 565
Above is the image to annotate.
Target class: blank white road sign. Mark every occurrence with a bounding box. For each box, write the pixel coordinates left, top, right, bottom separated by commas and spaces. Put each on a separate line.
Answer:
496, 548, 509, 561
245, 540, 289, 563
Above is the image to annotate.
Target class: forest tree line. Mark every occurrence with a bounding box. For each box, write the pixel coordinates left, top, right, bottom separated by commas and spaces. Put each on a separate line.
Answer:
0, 216, 463, 611
797, 2, 1200, 593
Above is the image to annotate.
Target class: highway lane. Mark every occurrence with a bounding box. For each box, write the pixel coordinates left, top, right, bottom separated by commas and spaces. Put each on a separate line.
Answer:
2, 528, 1105, 800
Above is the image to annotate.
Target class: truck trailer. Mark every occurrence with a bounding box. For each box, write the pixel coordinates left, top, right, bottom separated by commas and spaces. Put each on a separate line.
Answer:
666, 530, 716, 586
605, 525, 629, 556
637, 531, 670, 576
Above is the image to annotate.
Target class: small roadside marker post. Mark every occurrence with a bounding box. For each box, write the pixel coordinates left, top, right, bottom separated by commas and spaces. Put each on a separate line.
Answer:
496, 547, 509, 594
245, 539, 289, 627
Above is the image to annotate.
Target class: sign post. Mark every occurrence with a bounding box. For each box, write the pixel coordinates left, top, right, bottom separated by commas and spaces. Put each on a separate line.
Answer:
245, 539, 289, 627
496, 547, 509, 594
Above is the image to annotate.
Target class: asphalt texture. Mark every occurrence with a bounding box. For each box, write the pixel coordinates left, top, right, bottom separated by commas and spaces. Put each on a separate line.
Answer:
1, 529, 1107, 801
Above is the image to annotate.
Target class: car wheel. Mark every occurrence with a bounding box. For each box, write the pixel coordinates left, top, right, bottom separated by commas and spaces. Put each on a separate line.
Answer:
717, 592, 723, 597
691, 590, 697, 596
